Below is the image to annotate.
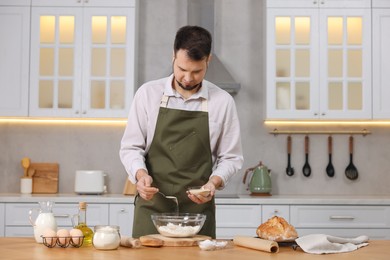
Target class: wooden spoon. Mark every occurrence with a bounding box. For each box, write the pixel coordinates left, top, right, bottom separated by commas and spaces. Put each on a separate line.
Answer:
302, 135, 311, 177
21, 157, 31, 177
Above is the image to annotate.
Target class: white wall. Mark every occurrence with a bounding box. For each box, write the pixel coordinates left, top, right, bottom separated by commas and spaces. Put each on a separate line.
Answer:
1, 0, 390, 195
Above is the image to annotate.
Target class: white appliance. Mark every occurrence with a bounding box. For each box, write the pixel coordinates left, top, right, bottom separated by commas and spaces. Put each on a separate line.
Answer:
74, 170, 106, 194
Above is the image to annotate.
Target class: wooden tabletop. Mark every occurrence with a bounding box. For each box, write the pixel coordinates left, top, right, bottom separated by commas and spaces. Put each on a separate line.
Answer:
0, 237, 388, 260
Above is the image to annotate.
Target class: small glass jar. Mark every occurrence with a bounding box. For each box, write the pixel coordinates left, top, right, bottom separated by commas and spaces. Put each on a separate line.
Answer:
92, 225, 121, 250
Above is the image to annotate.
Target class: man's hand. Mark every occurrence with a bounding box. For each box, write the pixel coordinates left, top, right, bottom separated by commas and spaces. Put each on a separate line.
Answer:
136, 169, 158, 200
187, 176, 223, 204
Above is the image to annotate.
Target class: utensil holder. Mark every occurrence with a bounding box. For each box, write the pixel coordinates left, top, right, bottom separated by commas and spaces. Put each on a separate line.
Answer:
20, 177, 32, 194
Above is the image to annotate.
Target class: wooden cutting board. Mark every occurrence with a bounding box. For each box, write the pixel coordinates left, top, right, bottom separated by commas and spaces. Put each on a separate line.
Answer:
140, 234, 211, 247
31, 163, 59, 194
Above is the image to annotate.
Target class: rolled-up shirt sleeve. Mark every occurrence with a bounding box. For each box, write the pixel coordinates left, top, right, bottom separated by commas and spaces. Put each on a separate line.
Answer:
209, 95, 243, 188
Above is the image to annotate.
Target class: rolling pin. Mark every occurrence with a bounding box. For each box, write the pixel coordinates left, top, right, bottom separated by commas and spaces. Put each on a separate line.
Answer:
120, 236, 141, 248
233, 236, 279, 253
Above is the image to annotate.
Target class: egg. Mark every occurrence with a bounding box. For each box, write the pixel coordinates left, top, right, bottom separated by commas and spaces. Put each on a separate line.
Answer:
43, 228, 57, 247
70, 228, 83, 245
56, 229, 70, 246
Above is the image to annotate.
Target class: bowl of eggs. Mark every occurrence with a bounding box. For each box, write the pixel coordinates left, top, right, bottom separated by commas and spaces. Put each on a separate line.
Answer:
42, 228, 84, 248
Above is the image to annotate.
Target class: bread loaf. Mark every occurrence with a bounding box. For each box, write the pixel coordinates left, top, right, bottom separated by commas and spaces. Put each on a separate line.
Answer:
256, 216, 298, 241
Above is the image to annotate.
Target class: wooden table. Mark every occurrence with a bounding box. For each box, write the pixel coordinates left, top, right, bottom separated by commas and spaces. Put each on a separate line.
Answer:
0, 237, 388, 260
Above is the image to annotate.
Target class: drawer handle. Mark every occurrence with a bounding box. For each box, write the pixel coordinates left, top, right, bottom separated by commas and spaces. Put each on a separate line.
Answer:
329, 215, 355, 220
54, 214, 70, 218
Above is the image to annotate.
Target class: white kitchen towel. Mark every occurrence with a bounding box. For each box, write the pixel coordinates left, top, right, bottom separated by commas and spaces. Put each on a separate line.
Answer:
295, 234, 369, 254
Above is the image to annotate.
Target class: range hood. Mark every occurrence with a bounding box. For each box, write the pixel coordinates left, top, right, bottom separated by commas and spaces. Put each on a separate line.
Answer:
187, 0, 241, 94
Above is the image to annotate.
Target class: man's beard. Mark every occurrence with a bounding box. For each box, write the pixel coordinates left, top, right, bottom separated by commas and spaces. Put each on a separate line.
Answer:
175, 79, 202, 91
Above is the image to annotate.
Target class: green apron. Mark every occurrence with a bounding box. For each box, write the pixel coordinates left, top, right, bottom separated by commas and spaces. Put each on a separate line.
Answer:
132, 94, 215, 238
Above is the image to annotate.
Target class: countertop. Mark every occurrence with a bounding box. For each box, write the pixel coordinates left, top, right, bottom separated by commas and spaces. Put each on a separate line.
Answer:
0, 237, 388, 260
1, 193, 390, 205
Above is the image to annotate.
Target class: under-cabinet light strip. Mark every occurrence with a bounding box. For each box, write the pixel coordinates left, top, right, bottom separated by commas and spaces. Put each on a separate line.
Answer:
269, 128, 371, 136
0, 118, 127, 125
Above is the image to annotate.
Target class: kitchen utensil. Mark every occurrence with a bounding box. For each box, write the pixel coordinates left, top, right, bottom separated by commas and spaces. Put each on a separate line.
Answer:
158, 192, 179, 213
286, 136, 294, 176
140, 234, 211, 247
151, 213, 206, 238
187, 186, 211, 197
345, 136, 358, 180
243, 162, 272, 195
31, 163, 59, 194
29, 201, 58, 243
21, 157, 30, 177
27, 168, 36, 178
326, 136, 335, 177
302, 135, 311, 177
233, 236, 279, 253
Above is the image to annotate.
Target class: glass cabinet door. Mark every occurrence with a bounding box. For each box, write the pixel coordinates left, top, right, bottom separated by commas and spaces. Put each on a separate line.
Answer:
267, 9, 319, 119
266, 3, 371, 120
29, 4, 135, 118
319, 8, 371, 119
82, 7, 135, 118
30, 7, 83, 117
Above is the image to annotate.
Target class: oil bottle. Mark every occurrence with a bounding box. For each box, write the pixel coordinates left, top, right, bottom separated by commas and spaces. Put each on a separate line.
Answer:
73, 202, 94, 246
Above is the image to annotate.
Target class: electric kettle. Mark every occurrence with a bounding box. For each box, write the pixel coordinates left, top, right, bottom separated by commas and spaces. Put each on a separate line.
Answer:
243, 161, 272, 195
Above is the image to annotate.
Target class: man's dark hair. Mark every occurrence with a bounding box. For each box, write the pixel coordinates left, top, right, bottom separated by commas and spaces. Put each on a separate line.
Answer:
174, 25, 212, 61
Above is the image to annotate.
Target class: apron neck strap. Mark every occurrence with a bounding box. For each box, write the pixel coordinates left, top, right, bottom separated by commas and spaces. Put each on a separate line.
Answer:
160, 95, 208, 112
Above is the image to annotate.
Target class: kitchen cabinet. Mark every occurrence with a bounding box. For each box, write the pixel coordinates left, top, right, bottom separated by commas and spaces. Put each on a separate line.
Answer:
0, 204, 4, 237
372, 1, 390, 119
0, 0, 30, 116
290, 205, 390, 239
109, 203, 133, 236
29, 0, 136, 118
266, 0, 371, 120
216, 204, 261, 239
262, 205, 289, 222
4, 203, 108, 237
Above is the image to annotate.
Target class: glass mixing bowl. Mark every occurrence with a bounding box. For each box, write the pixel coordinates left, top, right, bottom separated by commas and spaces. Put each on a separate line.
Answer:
151, 213, 206, 238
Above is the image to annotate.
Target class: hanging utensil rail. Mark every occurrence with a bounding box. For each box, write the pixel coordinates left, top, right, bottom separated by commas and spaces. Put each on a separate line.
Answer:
269, 128, 370, 136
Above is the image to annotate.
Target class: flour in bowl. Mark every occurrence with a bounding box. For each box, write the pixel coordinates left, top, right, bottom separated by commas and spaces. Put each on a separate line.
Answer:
157, 223, 201, 237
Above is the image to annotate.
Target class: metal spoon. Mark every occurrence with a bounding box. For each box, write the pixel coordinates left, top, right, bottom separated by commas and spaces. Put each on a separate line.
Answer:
302, 135, 311, 177
345, 136, 358, 180
158, 191, 179, 213
326, 136, 335, 177
286, 136, 294, 176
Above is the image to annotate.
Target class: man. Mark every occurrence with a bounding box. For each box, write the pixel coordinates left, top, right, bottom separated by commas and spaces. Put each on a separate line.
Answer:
120, 25, 243, 238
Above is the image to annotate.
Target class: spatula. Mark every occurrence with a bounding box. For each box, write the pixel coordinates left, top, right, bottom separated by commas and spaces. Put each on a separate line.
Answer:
326, 136, 335, 177
345, 136, 358, 180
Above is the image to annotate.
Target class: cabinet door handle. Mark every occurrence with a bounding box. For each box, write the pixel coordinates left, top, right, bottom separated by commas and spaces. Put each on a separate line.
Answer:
329, 215, 355, 220
82, 110, 87, 114
120, 209, 126, 213
54, 214, 70, 218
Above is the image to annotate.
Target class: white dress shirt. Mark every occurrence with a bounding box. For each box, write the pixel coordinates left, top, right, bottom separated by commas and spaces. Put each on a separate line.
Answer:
119, 74, 243, 187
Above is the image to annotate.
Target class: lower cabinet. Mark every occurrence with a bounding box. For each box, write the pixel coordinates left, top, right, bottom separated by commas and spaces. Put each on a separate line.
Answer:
0, 204, 4, 237
216, 204, 261, 239
290, 205, 390, 239
109, 204, 134, 236
4, 203, 133, 238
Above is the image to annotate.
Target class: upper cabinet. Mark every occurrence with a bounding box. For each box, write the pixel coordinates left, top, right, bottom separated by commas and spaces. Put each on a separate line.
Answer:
29, 0, 136, 118
372, 0, 390, 119
266, 0, 371, 120
0, 0, 31, 116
